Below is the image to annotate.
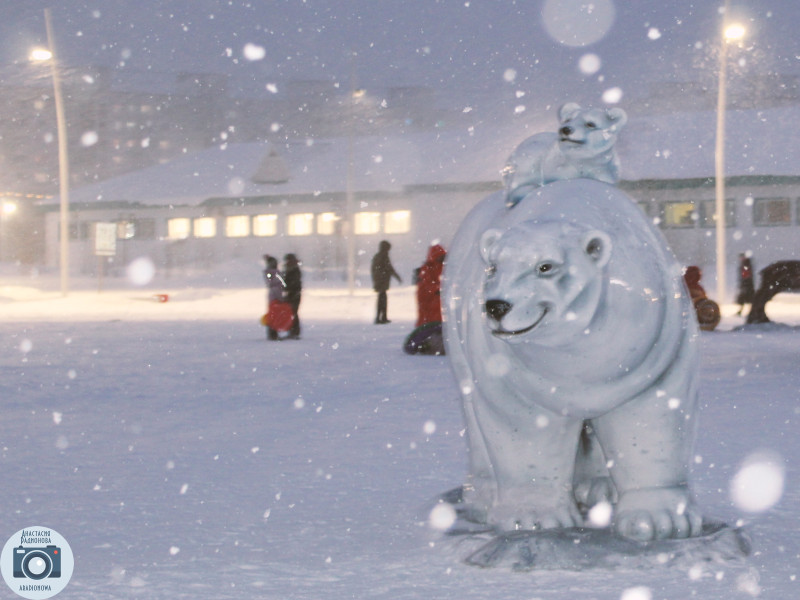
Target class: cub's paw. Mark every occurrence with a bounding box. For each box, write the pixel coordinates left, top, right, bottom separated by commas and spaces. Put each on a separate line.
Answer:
614, 487, 703, 541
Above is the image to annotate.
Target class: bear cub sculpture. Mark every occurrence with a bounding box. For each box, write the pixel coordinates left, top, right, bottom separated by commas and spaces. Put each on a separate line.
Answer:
503, 103, 627, 207
443, 178, 703, 542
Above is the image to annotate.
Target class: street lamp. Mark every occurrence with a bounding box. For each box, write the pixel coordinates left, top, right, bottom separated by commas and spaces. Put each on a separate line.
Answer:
32, 8, 70, 296
714, 3, 746, 304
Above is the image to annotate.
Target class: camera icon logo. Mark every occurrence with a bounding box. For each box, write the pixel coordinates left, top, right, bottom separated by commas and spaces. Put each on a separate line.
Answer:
12, 546, 61, 580
2, 527, 73, 599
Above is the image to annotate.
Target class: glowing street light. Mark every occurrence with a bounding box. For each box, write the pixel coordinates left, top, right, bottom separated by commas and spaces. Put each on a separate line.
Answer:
714, 3, 746, 305
724, 23, 746, 41
30, 48, 53, 62
31, 9, 70, 296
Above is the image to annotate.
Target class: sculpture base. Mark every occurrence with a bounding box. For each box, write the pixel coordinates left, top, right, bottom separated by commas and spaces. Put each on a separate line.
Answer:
430, 487, 751, 571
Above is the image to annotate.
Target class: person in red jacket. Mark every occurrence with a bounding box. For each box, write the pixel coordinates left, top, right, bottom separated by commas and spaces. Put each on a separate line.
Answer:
415, 243, 446, 327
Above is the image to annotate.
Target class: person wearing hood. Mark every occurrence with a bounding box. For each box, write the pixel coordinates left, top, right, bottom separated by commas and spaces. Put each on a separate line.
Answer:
415, 244, 446, 328
683, 265, 706, 303
370, 240, 402, 324
283, 253, 302, 339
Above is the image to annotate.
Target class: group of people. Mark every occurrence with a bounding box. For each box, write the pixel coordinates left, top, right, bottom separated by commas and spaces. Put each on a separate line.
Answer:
261, 241, 447, 348
682, 253, 756, 331
263, 245, 757, 344
263, 253, 302, 340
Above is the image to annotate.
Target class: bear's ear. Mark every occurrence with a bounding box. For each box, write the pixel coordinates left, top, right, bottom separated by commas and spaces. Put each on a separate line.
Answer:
605, 107, 627, 130
583, 230, 612, 268
479, 229, 504, 264
558, 102, 582, 123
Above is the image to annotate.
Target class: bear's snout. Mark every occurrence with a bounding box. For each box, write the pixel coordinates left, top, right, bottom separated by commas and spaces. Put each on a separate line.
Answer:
559, 125, 573, 138
486, 299, 512, 322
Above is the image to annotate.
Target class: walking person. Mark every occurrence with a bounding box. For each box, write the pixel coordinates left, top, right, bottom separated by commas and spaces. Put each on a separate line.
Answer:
263, 255, 285, 340
283, 253, 302, 339
736, 253, 755, 316
370, 240, 402, 324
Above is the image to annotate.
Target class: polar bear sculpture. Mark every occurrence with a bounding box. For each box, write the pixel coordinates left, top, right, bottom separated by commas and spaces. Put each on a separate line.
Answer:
503, 103, 627, 207
443, 179, 702, 542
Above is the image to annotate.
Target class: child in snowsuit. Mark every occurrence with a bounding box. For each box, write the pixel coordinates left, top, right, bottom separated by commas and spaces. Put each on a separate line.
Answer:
263, 255, 285, 340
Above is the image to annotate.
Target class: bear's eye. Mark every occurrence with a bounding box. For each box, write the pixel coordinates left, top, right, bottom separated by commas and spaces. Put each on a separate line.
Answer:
585, 121, 597, 129
486, 264, 497, 278
537, 262, 558, 276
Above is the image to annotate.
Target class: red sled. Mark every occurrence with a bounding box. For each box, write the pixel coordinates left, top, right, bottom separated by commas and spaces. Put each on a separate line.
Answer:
264, 299, 294, 332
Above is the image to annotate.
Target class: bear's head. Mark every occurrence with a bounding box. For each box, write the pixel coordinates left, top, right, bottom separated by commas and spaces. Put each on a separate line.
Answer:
557, 102, 627, 159
480, 221, 612, 347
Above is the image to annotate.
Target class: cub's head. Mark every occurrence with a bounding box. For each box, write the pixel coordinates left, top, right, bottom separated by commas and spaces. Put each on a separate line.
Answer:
480, 221, 612, 346
557, 102, 627, 159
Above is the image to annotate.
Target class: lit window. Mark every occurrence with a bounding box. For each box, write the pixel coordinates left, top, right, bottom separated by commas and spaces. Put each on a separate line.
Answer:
226, 215, 250, 237
167, 218, 191, 240
317, 212, 339, 235
288, 213, 314, 236
754, 198, 792, 226
193, 217, 217, 238
661, 202, 697, 227
253, 214, 277, 237
384, 210, 411, 234
354, 212, 381, 235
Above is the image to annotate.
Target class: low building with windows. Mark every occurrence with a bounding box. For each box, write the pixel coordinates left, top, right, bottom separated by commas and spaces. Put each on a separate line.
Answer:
40, 132, 509, 285
40, 105, 800, 296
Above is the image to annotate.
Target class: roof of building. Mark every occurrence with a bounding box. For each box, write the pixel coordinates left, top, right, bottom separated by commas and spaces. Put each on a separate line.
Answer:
53, 104, 800, 208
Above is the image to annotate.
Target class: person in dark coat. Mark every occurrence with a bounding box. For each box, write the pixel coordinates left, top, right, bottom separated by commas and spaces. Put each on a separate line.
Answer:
263, 254, 285, 340
736, 253, 755, 316
415, 243, 446, 327
370, 240, 402, 324
283, 253, 302, 339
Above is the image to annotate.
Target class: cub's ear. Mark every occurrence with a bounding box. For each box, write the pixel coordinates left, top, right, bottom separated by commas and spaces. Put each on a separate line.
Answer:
583, 230, 612, 268
558, 102, 582, 123
479, 229, 504, 264
606, 107, 627, 130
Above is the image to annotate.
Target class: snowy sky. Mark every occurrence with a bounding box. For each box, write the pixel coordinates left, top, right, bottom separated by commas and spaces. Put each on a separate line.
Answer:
2, 0, 799, 103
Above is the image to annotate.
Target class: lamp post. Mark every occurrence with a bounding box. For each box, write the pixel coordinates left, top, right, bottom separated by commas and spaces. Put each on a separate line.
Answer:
32, 8, 70, 296
0, 199, 18, 262
714, 3, 746, 304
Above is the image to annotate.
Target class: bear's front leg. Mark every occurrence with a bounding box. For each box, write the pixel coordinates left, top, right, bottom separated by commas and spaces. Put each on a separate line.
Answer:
614, 486, 702, 541
473, 402, 585, 532
593, 384, 703, 542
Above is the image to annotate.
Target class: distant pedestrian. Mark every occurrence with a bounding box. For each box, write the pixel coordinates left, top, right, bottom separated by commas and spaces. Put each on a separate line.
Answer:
263, 255, 285, 340
415, 243, 446, 327
736, 253, 755, 316
283, 253, 302, 339
370, 240, 402, 324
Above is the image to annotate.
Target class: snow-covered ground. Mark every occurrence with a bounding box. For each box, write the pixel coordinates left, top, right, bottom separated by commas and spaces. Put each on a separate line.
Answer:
1, 266, 798, 599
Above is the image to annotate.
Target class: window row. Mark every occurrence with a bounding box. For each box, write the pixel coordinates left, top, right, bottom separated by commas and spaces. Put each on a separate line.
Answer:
66, 210, 412, 241
166, 210, 411, 240
648, 197, 800, 228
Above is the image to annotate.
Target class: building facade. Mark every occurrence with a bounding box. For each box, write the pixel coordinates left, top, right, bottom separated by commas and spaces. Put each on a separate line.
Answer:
39, 171, 800, 299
